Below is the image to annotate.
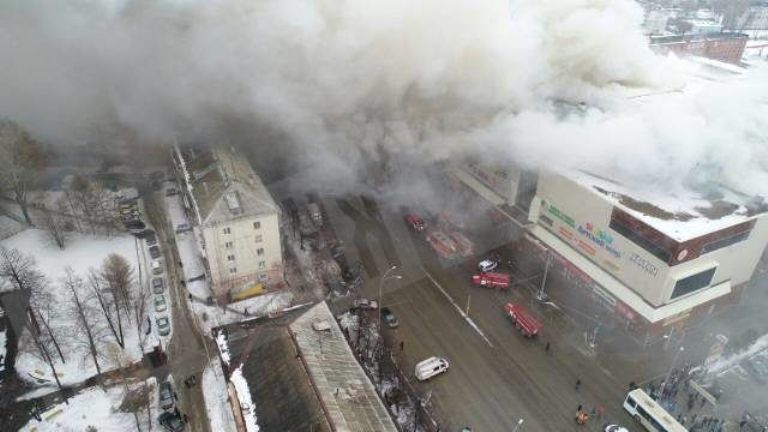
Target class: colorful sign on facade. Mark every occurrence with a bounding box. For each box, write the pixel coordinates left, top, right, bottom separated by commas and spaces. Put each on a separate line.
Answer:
542, 202, 621, 259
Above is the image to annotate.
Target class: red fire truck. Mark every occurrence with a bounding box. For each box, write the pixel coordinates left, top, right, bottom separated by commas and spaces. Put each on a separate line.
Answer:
503, 303, 541, 338
471, 272, 510, 289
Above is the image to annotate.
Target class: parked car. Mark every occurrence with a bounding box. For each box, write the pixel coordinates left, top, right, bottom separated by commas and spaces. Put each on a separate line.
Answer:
380, 307, 399, 328
477, 258, 499, 273
152, 277, 165, 294
149, 245, 161, 259
165, 187, 179, 197
159, 412, 184, 432
604, 426, 628, 432
158, 381, 175, 410
404, 214, 427, 232
353, 298, 378, 310
151, 260, 164, 275
157, 317, 171, 336
330, 243, 344, 260
145, 231, 157, 246
175, 223, 192, 234
154, 295, 168, 313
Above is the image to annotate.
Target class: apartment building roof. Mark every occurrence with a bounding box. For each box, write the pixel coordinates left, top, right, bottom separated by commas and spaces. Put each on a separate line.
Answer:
175, 144, 279, 226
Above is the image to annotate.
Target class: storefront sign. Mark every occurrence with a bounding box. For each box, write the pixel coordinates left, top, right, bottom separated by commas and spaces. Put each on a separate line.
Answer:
545, 202, 576, 228
629, 252, 658, 277
578, 222, 621, 259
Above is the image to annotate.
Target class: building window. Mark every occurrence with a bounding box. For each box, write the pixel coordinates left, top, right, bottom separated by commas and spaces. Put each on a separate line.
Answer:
701, 231, 750, 255
227, 255, 235, 261
253, 221, 261, 230
671, 267, 717, 299
609, 219, 671, 263
258, 261, 266, 269
229, 267, 237, 274
257, 248, 264, 256
223, 227, 231, 235
225, 241, 233, 249
254, 235, 263, 243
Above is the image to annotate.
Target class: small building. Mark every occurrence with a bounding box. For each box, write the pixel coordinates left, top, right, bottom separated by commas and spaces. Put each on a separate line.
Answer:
650, 32, 749, 64
173, 144, 283, 301
215, 302, 398, 432
525, 170, 768, 341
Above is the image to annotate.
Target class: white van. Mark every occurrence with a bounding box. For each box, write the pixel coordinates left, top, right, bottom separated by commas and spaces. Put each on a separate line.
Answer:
414, 357, 449, 381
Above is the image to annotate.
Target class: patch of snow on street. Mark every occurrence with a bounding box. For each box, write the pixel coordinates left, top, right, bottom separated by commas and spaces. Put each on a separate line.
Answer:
203, 357, 238, 432
0, 328, 5, 372
216, 330, 231, 366
231, 365, 260, 432
705, 333, 768, 376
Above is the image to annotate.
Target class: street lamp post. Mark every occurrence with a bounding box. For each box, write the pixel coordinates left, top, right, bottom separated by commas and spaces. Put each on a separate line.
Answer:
512, 418, 524, 432
536, 250, 551, 301
377, 265, 402, 331
661, 345, 685, 396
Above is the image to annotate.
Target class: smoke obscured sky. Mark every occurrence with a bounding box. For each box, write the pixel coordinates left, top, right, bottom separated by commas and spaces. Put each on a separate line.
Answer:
1, 0, 767, 195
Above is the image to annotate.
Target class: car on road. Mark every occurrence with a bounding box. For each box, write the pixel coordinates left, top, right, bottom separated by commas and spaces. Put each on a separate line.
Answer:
404, 214, 426, 232
152, 277, 165, 294
154, 295, 168, 313
352, 298, 378, 310
380, 307, 399, 328
158, 381, 175, 411
414, 356, 449, 381
159, 412, 184, 431
175, 223, 192, 234
477, 258, 499, 273
149, 245, 161, 259
604, 426, 628, 432
165, 187, 179, 196
157, 317, 171, 336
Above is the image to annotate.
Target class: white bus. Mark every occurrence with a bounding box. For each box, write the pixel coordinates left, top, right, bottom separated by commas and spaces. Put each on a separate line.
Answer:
623, 389, 688, 432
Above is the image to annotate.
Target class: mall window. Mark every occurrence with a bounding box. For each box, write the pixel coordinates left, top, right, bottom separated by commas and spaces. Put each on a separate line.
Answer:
229, 267, 237, 274
253, 221, 261, 230
539, 214, 554, 227
671, 267, 717, 299
223, 227, 231, 235
609, 219, 671, 263
224, 241, 233, 249
701, 231, 750, 255
257, 248, 264, 256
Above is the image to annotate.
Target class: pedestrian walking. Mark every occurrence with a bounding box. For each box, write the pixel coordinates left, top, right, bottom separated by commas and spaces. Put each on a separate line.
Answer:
244, 307, 249, 315
184, 378, 190, 389
183, 413, 189, 423
188, 293, 193, 301
400, 341, 404, 352
545, 341, 551, 352
577, 404, 582, 412
575, 379, 581, 391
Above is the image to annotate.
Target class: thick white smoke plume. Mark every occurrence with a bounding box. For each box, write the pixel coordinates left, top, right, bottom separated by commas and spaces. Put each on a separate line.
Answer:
1, 0, 767, 194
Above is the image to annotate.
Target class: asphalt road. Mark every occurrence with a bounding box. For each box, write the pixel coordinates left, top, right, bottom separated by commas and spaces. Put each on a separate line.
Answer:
326, 195, 638, 432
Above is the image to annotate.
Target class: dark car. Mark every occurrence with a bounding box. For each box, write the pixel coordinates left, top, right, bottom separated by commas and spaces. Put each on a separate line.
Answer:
151, 277, 165, 294
159, 412, 184, 432
380, 307, 399, 328
145, 231, 158, 246
330, 244, 344, 260
149, 245, 162, 259
158, 381, 175, 411
343, 261, 363, 283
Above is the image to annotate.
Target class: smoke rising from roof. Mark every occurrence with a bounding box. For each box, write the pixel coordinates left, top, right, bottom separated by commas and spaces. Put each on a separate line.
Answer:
1, 0, 767, 195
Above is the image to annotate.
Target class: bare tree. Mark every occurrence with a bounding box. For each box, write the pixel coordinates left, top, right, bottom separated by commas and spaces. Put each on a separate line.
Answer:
101, 254, 136, 346
87, 269, 124, 349
63, 267, 103, 379
0, 247, 69, 399
40, 205, 69, 249
0, 120, 46, 226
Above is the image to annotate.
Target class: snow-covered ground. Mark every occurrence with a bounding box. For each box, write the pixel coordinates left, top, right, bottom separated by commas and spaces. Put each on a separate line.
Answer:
162, 188, 293, 333
203, 357, 238, 432
1, 229, 150, 386
18, 380, 155, 432
0, 327, 6, 373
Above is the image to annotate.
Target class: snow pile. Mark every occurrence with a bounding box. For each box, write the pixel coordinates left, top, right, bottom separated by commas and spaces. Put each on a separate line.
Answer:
230, 366, 260, 432
337, 312, 359, 333
216, 330, 231, 366
203, 357, 238, 432
0, 328, 6, 372
704, 333, 768, 376
18, 386, 136, 432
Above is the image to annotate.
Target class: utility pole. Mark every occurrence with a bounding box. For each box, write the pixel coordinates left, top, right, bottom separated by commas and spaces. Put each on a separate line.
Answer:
662, 345, 685, 394
465, 294, 471, 316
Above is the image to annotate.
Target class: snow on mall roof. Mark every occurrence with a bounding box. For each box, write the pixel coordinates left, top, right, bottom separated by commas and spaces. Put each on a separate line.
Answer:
568, 170, 768, 241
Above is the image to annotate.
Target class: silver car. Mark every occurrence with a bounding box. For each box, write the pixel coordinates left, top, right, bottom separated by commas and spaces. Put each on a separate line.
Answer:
154, 295, 168, 313
157, 317, 171, 336
151, 277, 165, 294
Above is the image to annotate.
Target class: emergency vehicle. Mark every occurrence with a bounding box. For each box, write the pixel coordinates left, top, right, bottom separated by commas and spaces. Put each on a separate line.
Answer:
472, 272, 511, 289
503, 303, 541, 338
